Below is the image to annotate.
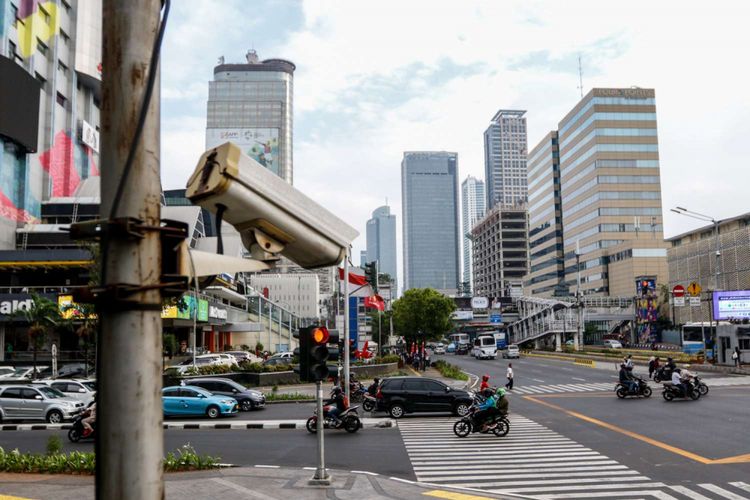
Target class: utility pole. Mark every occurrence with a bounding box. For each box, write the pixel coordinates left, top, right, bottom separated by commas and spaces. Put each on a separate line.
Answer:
376, 260, 381, 357
343, 248, 351, 402
99, 1, 164, 498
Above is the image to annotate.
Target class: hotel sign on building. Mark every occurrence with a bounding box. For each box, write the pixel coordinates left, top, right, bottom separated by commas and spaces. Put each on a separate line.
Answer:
592, 88, 655, 98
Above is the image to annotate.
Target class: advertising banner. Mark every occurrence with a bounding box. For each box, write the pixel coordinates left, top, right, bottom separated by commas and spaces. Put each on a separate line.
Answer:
713, 290, 750, 320
205, 128, 280, 176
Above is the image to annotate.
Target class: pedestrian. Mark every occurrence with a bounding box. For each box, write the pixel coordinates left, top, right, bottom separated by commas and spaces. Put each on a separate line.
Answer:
505, 363, 514, 390
648, 356, 656, 379
732, 347, 741, 367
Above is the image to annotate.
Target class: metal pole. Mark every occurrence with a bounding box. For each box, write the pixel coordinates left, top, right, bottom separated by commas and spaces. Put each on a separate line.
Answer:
575, 245, 582, 351
714, 220, 721, 291
99, 1, 163, 497
277, 305, 282, 353
343, 248, 351, 401
310, 381, 330, 484
376, 260, 381, 357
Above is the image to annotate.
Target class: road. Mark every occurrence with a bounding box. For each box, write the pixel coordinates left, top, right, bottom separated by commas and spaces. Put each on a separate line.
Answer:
2, 355, 750, 499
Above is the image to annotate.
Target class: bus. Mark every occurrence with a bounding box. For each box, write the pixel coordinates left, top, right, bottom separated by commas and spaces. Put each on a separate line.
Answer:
681, 322, 728, 359
448, 333, 470, 347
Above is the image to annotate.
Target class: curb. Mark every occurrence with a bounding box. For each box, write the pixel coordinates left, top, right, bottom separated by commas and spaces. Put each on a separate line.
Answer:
0, 419, 396, 432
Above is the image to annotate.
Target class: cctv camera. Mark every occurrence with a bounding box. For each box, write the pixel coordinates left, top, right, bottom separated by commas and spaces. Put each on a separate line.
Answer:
186, 142, 359, 269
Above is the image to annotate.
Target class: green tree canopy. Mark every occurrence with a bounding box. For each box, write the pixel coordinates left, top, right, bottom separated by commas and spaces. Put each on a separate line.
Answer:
392, 288, 455, 343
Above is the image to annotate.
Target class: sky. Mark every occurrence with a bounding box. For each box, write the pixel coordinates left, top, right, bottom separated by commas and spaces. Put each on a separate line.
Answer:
160, 0, 750, 282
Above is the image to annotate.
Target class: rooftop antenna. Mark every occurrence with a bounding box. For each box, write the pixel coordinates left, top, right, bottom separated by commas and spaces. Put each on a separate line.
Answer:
577, 55, 584, 98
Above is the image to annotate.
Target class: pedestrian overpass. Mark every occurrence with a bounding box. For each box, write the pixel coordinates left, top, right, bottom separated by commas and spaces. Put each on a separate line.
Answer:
506, 296, 634, 349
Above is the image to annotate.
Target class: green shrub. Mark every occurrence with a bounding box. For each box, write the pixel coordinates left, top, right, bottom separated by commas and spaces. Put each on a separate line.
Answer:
46, 436, 62, 456
265, 392, 314, 401
163, 444, 220, 472
432, 360, 468, 381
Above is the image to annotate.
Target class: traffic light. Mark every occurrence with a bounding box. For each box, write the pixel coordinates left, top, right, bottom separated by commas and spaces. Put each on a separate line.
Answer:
364, 261, 378, 292
293, 326, 313, 382
310, 326, 331, 381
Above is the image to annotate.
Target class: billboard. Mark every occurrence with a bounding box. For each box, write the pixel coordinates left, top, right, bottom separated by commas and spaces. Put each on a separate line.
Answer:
206, 128, 280, 176
713, 290, 750, 320
0, 55, 41, 152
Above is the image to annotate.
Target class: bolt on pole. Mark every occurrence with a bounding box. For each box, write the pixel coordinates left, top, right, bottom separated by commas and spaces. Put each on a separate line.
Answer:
98, 1, 164, 498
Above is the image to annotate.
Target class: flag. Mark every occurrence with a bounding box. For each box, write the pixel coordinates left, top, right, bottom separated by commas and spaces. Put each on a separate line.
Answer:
364, 294, 385, 311
338, 268, 367, 286
339, 281, 374, 297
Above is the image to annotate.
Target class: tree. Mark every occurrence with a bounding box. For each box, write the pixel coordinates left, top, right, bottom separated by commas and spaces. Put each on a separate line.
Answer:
13, 294, 61, 378
392, 288, 455, 344
58, 301, 98, 377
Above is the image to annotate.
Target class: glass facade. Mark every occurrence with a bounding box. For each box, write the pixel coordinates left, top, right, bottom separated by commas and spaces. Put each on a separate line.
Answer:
402, 152, 460, 291
365, 205, 398, 291
461, 176, 485, 291
484, 110, 528, 208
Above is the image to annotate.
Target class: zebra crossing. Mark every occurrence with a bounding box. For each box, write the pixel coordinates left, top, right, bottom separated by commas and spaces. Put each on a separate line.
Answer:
397, 416, 750, 499
506, 376, 750, 396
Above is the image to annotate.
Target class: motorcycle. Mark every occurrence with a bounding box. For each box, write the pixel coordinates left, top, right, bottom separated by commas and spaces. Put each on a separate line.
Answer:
349, 382, 367, 404
453, 406, 509, 438
68, 412, 95, 442
615, 377, 652, 398
693, 375, 709, 396
653, 365, 676, 383
306, 405, 361, 434
662, 381, 701, 401
362, 393, 377, 412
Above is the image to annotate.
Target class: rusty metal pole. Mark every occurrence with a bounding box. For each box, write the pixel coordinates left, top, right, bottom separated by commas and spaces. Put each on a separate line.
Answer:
98, 1, 164, 498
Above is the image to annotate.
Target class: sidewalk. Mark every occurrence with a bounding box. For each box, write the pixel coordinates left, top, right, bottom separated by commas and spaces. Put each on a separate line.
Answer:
0, 466, 518, 500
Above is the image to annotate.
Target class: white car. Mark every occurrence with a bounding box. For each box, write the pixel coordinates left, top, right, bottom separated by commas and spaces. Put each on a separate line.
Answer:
224, 351, 262, 364
503, 344, 520, 359
269, 352, 293, 361
603, 340, 623, 349
45, 379, 97, 406
213, 354, 237, 367
434, 343, 446, 355
0, 367, 15, 379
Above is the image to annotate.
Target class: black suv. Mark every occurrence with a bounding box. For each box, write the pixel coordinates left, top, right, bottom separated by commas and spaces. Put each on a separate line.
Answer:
187, 378, 265, 411
375, 377, 472, 419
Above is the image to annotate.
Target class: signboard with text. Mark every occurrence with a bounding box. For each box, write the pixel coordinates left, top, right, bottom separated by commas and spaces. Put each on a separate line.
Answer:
713, 290, 750, 320
206, 128, 280, 176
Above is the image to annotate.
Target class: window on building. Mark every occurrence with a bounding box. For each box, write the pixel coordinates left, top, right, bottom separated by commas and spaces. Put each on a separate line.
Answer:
11, 3, 21, 24
61, 0, 72, 12
37, 38, 48, 56
56, 91, 67, 107
38, 4, 51, 24
60, 29, 70, 45
58, 60, 68, 75
8, 40, 17, 58
35, 72, 47, 91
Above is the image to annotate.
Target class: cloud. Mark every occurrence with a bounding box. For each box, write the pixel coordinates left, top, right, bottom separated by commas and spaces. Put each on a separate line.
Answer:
162, 0, 750, 291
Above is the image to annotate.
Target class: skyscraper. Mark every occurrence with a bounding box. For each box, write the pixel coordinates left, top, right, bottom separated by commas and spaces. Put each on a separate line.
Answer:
558, 88, 667, 296
461, 176, 485, 292
526, 132, 566, 297
366, 205, 398, 287
484, 110, 528, 209
402, 152, 460, 293
0, 0, 102, 249
206, 50, 295, 184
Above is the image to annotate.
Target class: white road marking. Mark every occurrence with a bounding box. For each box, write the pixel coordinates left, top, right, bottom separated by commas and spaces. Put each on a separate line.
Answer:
698, 483, 750, 500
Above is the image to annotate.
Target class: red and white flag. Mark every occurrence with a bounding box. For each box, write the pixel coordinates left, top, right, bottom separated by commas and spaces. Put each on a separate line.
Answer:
364, 294, 385, 311
338, 268, 368, 286
338, 268, 373, 296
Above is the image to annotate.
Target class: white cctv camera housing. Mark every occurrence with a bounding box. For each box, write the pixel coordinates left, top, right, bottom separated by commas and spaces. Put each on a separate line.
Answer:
186, 142, 358, 269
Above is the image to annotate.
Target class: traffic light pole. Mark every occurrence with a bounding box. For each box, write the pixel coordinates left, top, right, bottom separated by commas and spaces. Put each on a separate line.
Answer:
343, 248, 351, 402
310, 381, 330, 484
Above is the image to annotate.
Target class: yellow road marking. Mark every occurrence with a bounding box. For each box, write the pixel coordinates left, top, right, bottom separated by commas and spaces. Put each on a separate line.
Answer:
524, 395, 749, 464
0, 495, 35, 500
423, 489, 497, 500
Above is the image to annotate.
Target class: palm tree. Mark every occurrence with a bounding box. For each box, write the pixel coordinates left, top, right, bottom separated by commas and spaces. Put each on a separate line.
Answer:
13, 294, 60, 378
59, 301, 98, 377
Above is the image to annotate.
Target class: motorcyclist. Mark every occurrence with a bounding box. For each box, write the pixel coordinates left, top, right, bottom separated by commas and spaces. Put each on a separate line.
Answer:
495, 387, 509, 418
671, 368, 688, 397
619, 363, 638, 394
324, 386, 348, 425
680, 365, 696, 394
473, 388, 497, 432
480, 374, 490, 391
367, 378, 380, 396
81, 400, 96, 437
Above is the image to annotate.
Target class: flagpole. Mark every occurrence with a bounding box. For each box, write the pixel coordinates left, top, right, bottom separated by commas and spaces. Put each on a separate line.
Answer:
376, 260, 381, 358
343, 247, 351, 403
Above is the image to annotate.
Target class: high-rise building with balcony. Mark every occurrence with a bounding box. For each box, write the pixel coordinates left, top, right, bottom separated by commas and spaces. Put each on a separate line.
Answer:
402, 152, 460, 293
526, 132, 565, 297
471, 205, 529, 300
206, 50, 295, 184
484, 110, 528, 209
461, 176, 485, 292
558, 88, 668, 296
0, 0, 102, 249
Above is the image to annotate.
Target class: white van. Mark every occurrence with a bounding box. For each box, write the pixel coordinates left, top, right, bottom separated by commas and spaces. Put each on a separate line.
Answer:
603, 339, 623, 349
472, 335, 498, 360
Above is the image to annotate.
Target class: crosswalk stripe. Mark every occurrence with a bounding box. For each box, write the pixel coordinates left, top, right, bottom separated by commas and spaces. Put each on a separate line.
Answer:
697, 483, 749, 500
666, 485, 714, 500
446, 476, 654, 489
423, 470, 642, 481
495, 482, 666, 493
729, 482, 750, 494
411, 456, 613, 466
414, 464, 628, 473
531, 491, 678, 499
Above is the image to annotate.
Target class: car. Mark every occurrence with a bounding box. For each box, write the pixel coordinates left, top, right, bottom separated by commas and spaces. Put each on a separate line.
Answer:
434, 343, 446, 355
503, 344, 520, 359
187, 377, 265, 411
455, 343, 470, 355
269, 351, 293, 361
0, 384, 85, 423
45, 379, 97, 406
446, 343, 456, 354
603, 340, 623, 349
565, 339, 575, 346
166, 356, 215, 375
0, 367, 15, 379
214, 353, 238, 367
472, 335, 498, 360
262, 357, 293, 367
224, 351, 262, 364
375, 376, 473, 419
162, 385, 238, 418
6, 366, 51, 380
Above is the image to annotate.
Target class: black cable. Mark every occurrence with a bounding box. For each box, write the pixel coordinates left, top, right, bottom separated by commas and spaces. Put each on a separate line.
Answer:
108, 0, 171, 220
215, 203, 226, 255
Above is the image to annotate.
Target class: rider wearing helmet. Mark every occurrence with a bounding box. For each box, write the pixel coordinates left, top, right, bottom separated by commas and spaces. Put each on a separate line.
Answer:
480, 375, 490, 391
473, 388, 498, 431
367, 377, 380, 396
324, 386, 348, 424
495, 387, 509, 418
